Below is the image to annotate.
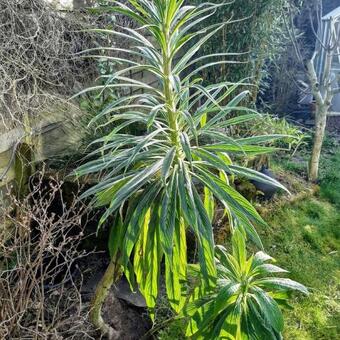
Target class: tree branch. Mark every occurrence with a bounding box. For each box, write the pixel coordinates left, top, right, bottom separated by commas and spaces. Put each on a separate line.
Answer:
306, 57, 324, 106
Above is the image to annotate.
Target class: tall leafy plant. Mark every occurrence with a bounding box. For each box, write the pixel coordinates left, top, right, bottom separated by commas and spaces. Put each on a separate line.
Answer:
76, 0, 287, 336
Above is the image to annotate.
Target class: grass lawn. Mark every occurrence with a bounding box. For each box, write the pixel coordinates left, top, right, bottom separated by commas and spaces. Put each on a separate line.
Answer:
261, 196, 339, 339
267, 151, 340, 339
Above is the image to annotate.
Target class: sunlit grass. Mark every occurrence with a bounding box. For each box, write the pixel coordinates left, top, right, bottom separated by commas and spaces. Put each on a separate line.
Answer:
261, 183, 340, 339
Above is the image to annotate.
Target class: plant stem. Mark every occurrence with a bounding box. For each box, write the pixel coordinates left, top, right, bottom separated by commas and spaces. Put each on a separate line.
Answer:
163, 21, 180, 153
90, 257, 121, 339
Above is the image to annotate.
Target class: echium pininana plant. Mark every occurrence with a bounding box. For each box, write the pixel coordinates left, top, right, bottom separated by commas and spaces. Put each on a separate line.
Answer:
182, 229, 308, 339
76, 0, 290, 337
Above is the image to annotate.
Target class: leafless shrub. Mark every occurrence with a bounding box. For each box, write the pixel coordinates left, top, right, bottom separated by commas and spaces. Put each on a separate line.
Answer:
0, 0, 99, 131
0, 171, 96, 339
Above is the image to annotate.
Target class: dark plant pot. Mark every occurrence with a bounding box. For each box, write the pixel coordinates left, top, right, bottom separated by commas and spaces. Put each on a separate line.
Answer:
251, 166, 278, 200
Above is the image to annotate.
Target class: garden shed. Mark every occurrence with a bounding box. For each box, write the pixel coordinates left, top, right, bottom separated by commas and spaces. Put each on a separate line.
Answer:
314, 5, 340, 114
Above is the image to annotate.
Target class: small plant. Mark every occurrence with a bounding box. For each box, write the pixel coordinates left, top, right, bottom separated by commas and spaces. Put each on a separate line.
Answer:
247, 114, 307, 155
183, 229, 308, 339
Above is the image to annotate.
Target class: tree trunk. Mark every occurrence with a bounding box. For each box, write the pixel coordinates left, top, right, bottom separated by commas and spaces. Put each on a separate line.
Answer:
309, 106, 327, 182
306, 56, 332, 183
90, 257, 122, 339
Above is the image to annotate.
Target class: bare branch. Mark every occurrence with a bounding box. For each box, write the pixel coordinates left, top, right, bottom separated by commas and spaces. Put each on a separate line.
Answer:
283, 5, 305, 66
0, 169, 96, 339
0, 0, 101, 132
306, 58, 324, 106
331, 88, 340, 95
308, 4, 329, 50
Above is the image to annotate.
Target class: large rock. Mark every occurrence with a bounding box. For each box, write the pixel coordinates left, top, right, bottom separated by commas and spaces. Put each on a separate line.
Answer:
113, 277, 147, 308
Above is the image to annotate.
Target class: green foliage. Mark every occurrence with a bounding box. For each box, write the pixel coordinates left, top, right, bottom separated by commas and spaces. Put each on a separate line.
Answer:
190, 0, 290, 98
230, 115, 307, 172
181, 230, 308, 339
79, 58, 118, 116
251, 115, 307, 150
77, 0, 286, 320
78, 58, 120, 140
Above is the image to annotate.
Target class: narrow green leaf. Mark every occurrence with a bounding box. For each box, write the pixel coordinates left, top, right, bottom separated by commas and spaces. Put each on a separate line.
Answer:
202, 143, 277, 155
252, 289, 284, 333
108, 215, 125, 259
180, 132, 192, 163
165, 217, 187, 313
161, 147, 176, 181
255, 278, 309, 295
231, 229, 247, 269
204, 186, 215, 223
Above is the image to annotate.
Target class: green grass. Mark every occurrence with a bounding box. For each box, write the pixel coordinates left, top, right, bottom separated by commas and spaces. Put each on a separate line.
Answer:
157, 152, 340, 339
279, 158, 308, 177
262, 197, 340, 339
319, 151, 340, 207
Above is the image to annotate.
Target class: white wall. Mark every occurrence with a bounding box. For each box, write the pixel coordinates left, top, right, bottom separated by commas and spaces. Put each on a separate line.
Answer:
43, 0, 95, 10
43, 0, 74, 11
